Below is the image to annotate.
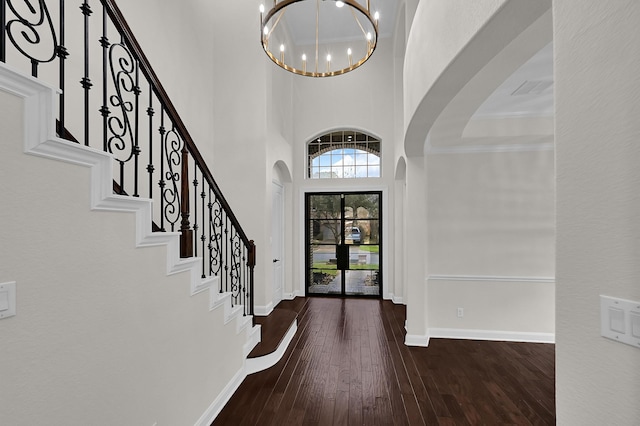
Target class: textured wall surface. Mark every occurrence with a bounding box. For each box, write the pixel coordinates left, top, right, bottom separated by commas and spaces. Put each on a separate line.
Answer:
555, 1, 640, 423
429, 150, 555, 277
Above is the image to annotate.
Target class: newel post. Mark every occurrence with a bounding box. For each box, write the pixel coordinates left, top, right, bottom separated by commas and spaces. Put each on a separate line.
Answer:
248, 240, 256, 268
248, 240, 256, 316
180, 146, 193, 258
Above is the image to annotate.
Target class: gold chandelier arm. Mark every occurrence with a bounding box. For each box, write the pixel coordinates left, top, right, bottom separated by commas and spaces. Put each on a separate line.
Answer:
350, 6, 369, 39
267, 9, 287, 39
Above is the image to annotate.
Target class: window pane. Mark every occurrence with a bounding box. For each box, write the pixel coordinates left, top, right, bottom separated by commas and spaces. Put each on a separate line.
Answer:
319, 155, 331, 166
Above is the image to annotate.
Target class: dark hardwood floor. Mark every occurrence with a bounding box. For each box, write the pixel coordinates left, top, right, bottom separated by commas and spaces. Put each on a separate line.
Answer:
214, 297, 555, 425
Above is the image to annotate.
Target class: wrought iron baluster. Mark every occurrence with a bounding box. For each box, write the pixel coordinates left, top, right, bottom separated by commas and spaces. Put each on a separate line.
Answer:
132, 61, 140, 196
217, 202, 223, 279
146, 84, 154, 199
192, 160, 198, 258
207, 189, 214, 279
247, 246, 252, 316
158, 108, 165, 231
230, 227, 239, 304
118, 160, 124, 194
237, 233, 243, 307
225, 214, 229, 294
242, 246, 247, 315
1, 0, 6, 62
200, 179, 206, 278
80, 0, 92, 146
209, 194, 223, 280
57, 0, 67, 134
99, 4, 109, 151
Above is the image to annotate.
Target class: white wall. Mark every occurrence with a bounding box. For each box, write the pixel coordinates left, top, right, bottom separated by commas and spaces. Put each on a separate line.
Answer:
0, 89, 246, 425
426, 150, 555, 337
554, 1, 640, 423
428, 150, 555, 277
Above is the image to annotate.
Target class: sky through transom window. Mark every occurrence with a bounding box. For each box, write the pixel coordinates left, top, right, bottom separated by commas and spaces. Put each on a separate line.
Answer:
308, 131, 381, 179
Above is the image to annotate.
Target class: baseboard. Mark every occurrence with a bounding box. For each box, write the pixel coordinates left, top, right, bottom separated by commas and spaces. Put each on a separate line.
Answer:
405, 333, 430, 347
283, 292, 296, 300
243, 324, 262, 357
194, 366, 246, 426
428, 328, 555, 343
199, 319, 299, 423
428, 274, 555, 284
245, 319, 297, 375
254, 301, 274, 316
383, 293, 405, 305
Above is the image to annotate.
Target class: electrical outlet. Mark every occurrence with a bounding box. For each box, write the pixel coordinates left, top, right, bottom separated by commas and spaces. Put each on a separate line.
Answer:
457, 307, 464, 318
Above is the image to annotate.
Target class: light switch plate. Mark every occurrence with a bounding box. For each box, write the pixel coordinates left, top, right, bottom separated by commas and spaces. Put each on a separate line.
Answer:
0, 282, 16, 319
600, 295, 640, 349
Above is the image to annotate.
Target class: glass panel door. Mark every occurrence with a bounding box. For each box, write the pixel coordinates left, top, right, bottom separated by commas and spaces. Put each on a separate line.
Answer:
306, 192, 382, 297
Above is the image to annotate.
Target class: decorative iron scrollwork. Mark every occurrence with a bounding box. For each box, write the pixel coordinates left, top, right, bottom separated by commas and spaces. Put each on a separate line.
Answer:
162, 127, 182, 231
208, 195, 223, 277
107, 42, 136, 164
230, 230, 243, 299
5, 0, 57, 71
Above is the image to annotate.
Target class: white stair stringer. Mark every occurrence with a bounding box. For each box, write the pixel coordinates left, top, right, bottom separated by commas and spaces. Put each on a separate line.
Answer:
0, 61, 261, 358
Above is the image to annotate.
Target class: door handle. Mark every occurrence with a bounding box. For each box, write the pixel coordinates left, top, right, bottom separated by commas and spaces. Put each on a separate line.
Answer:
336, 244, 349, 270
273, 259, 280, 263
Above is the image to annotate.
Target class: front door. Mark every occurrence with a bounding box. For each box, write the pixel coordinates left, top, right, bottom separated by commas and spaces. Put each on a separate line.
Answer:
305, 192, 382, 297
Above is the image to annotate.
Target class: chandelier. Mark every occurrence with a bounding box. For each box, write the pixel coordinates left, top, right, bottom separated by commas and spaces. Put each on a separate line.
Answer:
259, 0, 379, 77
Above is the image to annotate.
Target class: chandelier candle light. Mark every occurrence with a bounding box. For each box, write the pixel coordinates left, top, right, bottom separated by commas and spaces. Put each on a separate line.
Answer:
260, 0, 379, 77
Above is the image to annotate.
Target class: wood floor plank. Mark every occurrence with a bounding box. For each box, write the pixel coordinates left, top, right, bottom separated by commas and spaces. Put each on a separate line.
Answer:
214, 297, 556, 425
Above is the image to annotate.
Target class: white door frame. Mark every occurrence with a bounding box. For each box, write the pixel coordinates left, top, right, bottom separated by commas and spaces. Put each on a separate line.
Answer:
271, 180, 285, 306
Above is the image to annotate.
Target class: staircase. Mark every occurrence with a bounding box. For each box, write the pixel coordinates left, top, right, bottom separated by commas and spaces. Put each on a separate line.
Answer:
0, 0, 260, 424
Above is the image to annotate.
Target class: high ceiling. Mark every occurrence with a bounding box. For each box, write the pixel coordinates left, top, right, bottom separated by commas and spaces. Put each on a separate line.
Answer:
473, 42, 554, 119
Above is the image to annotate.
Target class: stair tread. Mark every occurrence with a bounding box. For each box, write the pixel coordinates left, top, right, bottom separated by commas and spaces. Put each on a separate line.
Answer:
247, 298, 309, 358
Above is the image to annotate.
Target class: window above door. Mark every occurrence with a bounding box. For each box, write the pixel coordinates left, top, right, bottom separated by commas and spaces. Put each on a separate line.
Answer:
307, 130, 381, 179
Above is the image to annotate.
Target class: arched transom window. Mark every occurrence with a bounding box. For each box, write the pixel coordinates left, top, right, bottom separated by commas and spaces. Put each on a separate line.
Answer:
308, 130, 381, 179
